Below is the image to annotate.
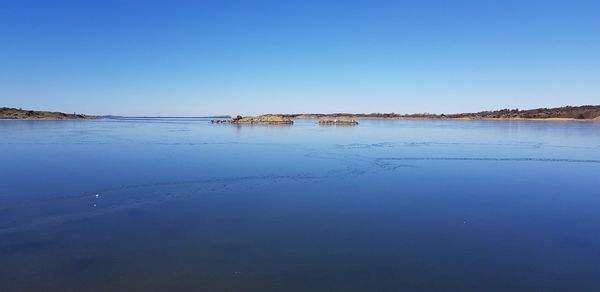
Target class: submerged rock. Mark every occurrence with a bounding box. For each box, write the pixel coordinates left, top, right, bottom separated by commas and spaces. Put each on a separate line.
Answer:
211, 115, 293, 125
318, 118, 359, 126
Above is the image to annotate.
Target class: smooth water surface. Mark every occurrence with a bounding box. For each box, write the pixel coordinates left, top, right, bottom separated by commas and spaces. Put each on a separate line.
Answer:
1, 118, 600, 291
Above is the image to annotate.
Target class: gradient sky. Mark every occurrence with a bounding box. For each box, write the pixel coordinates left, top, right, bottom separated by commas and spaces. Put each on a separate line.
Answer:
1, 0, 599, 116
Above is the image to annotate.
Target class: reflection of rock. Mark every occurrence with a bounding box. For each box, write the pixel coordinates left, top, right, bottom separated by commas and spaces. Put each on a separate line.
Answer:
211, 115, 293, 125
318, 118, 359, 126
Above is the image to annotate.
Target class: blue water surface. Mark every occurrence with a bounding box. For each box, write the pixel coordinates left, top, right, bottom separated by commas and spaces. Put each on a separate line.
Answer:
1, 118, 600, 291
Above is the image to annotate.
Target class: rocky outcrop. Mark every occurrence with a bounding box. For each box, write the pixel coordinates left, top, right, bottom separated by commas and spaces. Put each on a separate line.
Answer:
211, 115, 293, 125
0, 107, 96, 120
318, 118, 359, 125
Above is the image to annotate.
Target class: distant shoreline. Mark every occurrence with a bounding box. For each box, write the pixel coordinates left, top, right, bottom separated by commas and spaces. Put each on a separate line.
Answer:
292, 116, 599, 122
2, 105, 599, 122
271, 105, 600, 122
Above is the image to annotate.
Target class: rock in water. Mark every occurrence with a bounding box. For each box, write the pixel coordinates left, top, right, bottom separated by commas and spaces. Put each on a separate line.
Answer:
318, 118, 359, 126
211, 115, 293, 125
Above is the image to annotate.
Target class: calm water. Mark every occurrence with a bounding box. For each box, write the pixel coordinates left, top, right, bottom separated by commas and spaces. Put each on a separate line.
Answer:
1, 118, 600, 291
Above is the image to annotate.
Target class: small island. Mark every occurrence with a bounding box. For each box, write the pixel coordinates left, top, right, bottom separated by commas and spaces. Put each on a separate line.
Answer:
319, 118, 359, 125
211, 115, 293, 125
1, 107, 96, 120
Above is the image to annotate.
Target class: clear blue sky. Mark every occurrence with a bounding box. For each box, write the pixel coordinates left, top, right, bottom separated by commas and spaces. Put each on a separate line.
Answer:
1, 0, 599, 116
